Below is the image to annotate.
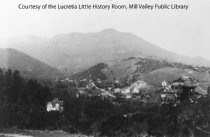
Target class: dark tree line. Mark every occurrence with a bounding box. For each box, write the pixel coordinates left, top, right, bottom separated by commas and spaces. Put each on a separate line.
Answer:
0, 68, 52, 129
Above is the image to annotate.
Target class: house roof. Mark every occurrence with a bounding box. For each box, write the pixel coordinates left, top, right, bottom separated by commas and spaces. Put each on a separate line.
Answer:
50, 98, 63, 106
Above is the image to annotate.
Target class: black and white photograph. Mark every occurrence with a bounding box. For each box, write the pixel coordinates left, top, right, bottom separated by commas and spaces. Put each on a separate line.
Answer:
0, 0, 210, 136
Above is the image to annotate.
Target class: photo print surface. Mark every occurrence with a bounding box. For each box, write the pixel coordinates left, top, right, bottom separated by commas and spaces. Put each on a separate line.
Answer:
0, 0, 210, 136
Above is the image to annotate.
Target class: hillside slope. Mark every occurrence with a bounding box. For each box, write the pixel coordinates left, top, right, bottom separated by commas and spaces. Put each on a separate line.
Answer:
139, 67, 210, 88
0, 48, 61, 79
77, 57, 210, 88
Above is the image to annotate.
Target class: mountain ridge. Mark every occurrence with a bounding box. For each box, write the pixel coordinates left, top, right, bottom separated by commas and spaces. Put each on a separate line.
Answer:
5, 29, 210, 73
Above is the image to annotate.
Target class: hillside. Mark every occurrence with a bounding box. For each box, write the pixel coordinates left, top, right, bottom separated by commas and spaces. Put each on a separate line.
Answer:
76, 57, 210, 88
139, 67, 210, 88
74, 63, 109, 81
6, 29, 210, 73
0, 48, 62, 79
107, 57, 175, 79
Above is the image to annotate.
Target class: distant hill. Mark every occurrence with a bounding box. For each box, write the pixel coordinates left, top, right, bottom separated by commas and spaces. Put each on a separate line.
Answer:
6, 29, 210, 73
0, 48, 62, 79
77, 57, 210, 88
139, 67, 210, 88
107, 57, 174, 79
73, 63, 109, 81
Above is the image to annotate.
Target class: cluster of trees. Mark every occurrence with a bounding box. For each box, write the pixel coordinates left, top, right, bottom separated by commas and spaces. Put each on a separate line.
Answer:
1, 68, 210, 137
53, 95, 210, 137
0, 68, 52, 129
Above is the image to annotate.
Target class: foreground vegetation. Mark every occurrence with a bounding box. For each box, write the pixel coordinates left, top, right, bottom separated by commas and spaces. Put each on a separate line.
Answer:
1, 68, 210, 137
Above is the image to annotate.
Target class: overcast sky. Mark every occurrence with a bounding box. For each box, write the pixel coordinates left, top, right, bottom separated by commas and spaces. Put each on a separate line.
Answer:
0, 0, 210, 59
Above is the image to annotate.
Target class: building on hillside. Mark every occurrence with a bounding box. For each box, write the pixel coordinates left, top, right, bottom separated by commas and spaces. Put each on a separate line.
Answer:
96, 78, 102, 83
77, 88, 89, 97
125, 93, 132, 99
131, 87, 140, 93
101, 91, 116, 100
114, 88, 121, 93
159, 91, 177, 104
131, 80, 147, 89
181, 75, 189, 81
46, 98, 64, 113
158, 76, 206, 104
130, 80, 147, 93
121, 87, 131, 94
161, 80, 167, 87
119, 80, 147, 94
178, 84, 197, 102
115, 80, 119, 83
86, 80, 97, 89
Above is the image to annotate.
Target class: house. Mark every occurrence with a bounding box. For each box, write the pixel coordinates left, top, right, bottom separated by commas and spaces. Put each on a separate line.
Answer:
131, 87, 139, 93
121, 87, 131, 94
86, 80, 97, 89
158, 76, 207, 104
101, 91, 116, 99
96, 78, 102, 83
125, 93, 132, 99
161, 80, 167, 87
46, 98, 64, 113
115, 80, 119, 83
181, 75, 189, 81
131, 80, 147, 89
114, 88, 121, 93
159, 92, 177, 104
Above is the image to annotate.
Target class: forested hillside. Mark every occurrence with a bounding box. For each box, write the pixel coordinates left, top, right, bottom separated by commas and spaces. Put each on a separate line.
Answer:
1, 68, 210, 136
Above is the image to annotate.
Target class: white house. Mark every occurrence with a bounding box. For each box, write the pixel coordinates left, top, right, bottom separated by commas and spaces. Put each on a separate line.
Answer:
46, 98, 64, 113
161, 80, 167, 87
